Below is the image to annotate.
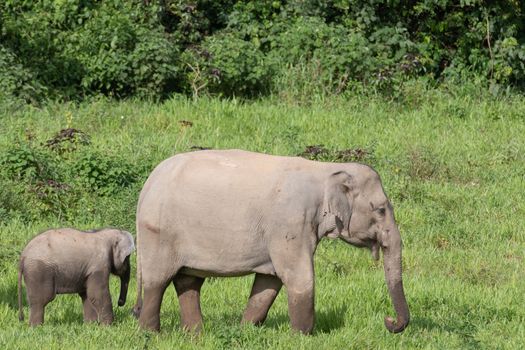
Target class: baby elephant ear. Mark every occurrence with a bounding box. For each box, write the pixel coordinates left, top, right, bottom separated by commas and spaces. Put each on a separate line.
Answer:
114, 231, 135, 267
323, 171, 355, 237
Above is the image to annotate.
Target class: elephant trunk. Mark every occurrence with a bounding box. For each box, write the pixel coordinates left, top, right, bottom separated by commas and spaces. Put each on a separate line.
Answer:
382, 228, 409, 333
118, 266, 130, 307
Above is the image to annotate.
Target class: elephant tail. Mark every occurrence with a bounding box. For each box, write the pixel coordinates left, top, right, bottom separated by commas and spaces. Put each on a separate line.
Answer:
18, 257, 24, 322
132, 228, 142, 318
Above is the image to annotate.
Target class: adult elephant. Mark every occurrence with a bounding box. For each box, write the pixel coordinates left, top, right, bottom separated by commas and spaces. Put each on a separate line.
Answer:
133, 150, 409, 334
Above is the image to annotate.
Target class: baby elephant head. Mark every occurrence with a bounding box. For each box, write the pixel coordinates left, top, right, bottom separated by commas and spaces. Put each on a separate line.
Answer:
322, 169, 409, 333
110, 230, 135, 307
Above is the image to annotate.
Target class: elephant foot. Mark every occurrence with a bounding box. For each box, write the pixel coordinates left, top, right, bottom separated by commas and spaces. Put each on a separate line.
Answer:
139, 319, 160, 332
181, 320, 203, 333
288, 289, 314, 335
29, 308, 45, 327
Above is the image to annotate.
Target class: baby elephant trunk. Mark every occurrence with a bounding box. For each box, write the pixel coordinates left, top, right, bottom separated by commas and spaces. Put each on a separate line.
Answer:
118, 266, 130, 307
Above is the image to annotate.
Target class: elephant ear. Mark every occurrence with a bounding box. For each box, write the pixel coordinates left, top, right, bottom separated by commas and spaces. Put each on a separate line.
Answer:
113, 231, 135, 269
321, 171, 355, 239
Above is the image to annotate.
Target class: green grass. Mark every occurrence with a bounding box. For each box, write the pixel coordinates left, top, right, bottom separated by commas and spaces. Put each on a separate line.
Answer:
1, 91, 524, 349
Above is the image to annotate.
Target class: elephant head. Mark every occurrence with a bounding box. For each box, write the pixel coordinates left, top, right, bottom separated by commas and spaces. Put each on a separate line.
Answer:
320, 169, 410, 333
111, 230, 135, 307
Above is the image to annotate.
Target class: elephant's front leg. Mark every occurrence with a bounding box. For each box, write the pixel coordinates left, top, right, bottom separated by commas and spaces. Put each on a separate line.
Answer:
273, 253, 315, 334
86, 271, 114, 325
79, 292, 98, 322
242, 273, 282, 326
286, 279, 314, 334
173, 274, 205, 332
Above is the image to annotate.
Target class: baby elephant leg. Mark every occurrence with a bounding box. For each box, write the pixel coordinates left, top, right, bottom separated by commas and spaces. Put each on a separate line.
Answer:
79, 292, 98, 322
24, 261, 56, 326
85, 271, 114, 325
173, 274, 205, 332
242, 273, 282, 326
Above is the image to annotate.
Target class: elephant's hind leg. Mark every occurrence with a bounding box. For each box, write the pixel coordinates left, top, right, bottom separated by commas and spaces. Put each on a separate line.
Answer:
242, 273, 282, 326
24, 261, 56, 326
139, 279, 171, 331
173, 274, 205, 332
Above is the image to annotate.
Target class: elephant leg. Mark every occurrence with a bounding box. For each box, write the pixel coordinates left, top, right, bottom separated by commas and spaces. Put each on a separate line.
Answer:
24, 261, 56, 326
139, 280, 170, 331
286, 282, 315, 334
242, 273, 282, 326
272, 254, 315, 335
28, 302, 48, 326
86, 271, 114, 325
79, 292, 98, 322
173, 274, 205, 332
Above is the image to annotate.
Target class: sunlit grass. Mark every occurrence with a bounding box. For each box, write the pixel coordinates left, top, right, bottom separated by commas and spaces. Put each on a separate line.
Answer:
1, 91, 524, 349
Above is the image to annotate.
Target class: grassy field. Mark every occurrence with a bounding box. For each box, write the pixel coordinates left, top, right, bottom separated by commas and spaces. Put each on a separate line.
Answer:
0, 90, 524, 349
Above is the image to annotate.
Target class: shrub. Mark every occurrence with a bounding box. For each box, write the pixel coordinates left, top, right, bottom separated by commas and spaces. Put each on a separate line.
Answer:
0, 141, 74, 220
0, 0, 86, 99
0, 143, 55, 182
491, 37, 525, 89
73, 151, 138, 196
0, 133, 141, 221
182, 33, 271, 97
0, 46, 46, 103
1, 0, 179, 100
1, 0, 524, 100
63, 1, 179, 98
268, 18, 369, 93
0, 178, 30, 222
159, 0, 236, 46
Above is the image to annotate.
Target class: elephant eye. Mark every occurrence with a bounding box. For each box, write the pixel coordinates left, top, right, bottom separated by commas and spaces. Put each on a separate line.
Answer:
376, 207, 386, 216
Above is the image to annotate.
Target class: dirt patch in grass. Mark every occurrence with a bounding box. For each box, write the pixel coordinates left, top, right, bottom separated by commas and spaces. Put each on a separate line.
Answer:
298, 145, 375, 164
44, 128, 90, 153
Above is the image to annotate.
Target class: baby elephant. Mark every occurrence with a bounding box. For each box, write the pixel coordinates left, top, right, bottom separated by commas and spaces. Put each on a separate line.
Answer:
18, 228, 135, 326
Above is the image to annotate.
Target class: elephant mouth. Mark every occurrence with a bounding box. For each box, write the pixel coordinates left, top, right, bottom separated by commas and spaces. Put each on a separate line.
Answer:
340, 231, 381, 260
340, 231, 371, 247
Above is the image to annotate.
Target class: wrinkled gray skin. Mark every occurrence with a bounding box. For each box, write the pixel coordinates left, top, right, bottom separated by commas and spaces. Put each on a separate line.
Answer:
18, 228, 135, 326
133, 150, 409, 334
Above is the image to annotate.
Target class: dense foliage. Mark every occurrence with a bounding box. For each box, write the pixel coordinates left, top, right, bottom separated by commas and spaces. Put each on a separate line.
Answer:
1, 0, 524, 101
